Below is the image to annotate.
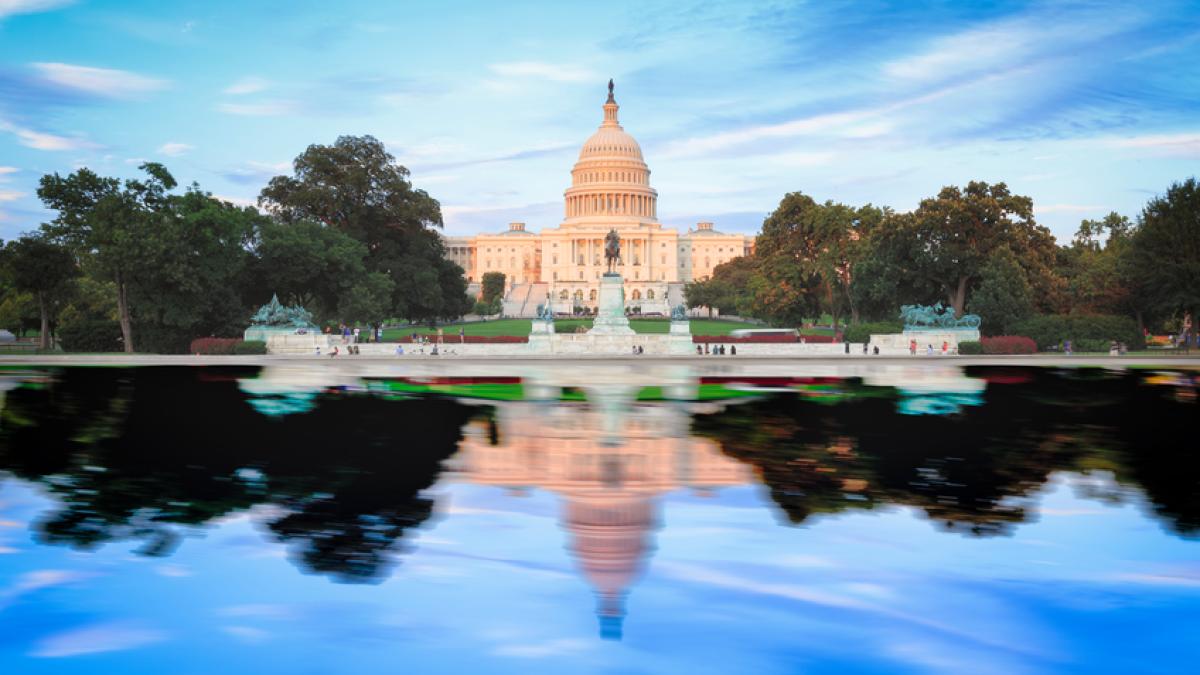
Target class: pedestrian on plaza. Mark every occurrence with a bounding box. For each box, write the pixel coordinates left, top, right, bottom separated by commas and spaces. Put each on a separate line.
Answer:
863, 342, 868, 355
730, 345, 736, 356
873, 345, 879, 355
910, 339, 917, 356
927, 344, 934, 356
704, 343, 709, 354
844, 340, 850, 355
353, 327, 360, 344
395, 344, 404, 356
330, 345, 339, 358
1065, 339, 1073, 355
696, 345, 703, 355
460, 327, 466, 343
431, 344, 439, 356
942, 341, 948, 355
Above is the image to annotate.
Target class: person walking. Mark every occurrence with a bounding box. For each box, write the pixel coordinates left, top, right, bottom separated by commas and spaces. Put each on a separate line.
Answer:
353, 327, 360, 344
730, 345, 736, 356
844, 340, 850, 355
459, 327, 465, 344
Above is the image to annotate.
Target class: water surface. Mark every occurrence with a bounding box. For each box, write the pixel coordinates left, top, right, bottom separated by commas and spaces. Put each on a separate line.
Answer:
0, 364, 1197, 673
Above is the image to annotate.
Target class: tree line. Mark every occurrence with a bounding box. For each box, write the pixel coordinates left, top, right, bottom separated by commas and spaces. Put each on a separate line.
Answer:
0, 135, 471, 353
685, 179, 1200, 339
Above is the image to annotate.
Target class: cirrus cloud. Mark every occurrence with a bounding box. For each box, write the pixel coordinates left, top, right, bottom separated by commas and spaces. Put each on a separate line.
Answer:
31, 62, 168, 99
31, 622, 167, 658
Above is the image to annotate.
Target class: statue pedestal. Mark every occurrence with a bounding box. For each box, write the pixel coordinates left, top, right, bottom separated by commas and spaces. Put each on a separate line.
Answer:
668, 319, 693, 354
589, 274, 635, 336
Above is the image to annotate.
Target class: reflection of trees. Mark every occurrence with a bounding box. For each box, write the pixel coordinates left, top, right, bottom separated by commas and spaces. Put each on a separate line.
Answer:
0, 367, 474, 582
693, 368, 1199, 537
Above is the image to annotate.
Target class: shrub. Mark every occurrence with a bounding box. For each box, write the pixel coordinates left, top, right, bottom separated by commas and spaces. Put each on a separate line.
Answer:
981, 335, 1037, 355
232, 340, 267, 355
1013, 315, 1143, 351
190, 337, 240, 355
844, 320, 903, 344
1071, 338, 1113, 353
58, 318, 123, 352
958, 341, 983, 355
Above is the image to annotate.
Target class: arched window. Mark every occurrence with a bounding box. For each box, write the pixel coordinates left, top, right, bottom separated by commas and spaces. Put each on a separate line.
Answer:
631, 289, 641, 300
573, 289, 584, 301
559, 289, 569, 300
647, 289, 655, 299
589, 289, 597, 301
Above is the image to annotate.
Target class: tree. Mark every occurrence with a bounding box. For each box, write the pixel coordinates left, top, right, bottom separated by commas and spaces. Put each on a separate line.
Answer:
481, 272, 506, 305
686, 256, 756, 317
1129, 178, 1200, 338
258, 135, 469, 324
255, 219, 371, 318
750, 192, 827, 326
338, 272, 395, 333
38, 163, 177, 352
869, 182, 1057, 318
968, 247, 1033, 335
0, 235, 80, 349
1060, 212, 1139, 321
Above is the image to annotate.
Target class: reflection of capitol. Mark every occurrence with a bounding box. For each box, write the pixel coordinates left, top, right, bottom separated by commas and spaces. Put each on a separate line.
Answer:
451, 386, 752, 639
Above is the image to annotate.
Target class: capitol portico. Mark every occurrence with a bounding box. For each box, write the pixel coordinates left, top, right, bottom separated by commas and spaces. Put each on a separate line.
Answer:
444, 83, 754, 316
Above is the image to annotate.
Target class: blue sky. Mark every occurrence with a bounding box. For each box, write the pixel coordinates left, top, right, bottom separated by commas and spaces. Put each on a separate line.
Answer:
1, 0, 1198, 242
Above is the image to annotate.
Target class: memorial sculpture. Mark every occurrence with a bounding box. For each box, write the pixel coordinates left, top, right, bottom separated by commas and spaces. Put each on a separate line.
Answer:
245, 294, 320, 343
671, 304, 688, 321
604, 229, 621, 274
899, 303, 981, 330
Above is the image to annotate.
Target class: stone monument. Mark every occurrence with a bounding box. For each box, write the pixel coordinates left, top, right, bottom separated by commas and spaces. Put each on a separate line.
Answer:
589, 230, 635, 336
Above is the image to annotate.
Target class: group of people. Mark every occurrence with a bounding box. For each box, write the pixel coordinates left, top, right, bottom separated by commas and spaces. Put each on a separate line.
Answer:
321, 344, 363, 357
905, 339, 952, 356
697, 344, 736, 355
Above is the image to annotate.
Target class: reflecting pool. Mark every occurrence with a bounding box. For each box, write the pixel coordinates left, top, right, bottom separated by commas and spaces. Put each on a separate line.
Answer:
0, 364, 1198, 673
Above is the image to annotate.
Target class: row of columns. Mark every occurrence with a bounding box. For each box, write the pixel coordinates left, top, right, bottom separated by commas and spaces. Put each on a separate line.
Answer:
566, 193, 656, 218
568, 238, 645, 267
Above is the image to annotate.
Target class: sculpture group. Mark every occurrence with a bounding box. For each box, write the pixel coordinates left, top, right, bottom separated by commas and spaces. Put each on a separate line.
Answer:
250, 294, 316, 329
900, 303, 981, 330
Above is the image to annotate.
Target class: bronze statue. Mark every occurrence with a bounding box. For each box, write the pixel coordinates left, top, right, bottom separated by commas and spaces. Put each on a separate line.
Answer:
607, 79, 615, 103
604, 229, 621, 274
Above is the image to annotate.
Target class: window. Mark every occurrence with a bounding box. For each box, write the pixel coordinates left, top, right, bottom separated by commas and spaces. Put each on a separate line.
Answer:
559, 289, 568, 300
553, 271, 558, 280
661, 255, 666, 264
574, 290, 584, 301
647, 289, 655, 299
578, 255, 584, 265
552, 255, 558, 264
632, 290, 641, 300
589, 289, 597, 301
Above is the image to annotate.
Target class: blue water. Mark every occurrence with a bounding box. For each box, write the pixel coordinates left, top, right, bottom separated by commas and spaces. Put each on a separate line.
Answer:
0, 365, 1197, 673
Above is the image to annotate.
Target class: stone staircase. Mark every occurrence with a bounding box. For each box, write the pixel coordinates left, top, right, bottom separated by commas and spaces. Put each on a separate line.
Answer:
501, 283, 549, 318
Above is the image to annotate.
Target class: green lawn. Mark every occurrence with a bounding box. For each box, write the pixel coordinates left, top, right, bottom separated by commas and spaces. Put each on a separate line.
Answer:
380, 317, 756, 340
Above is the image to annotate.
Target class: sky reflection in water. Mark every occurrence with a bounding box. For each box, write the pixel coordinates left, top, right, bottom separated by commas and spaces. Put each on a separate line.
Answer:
0, 363, 1197, 674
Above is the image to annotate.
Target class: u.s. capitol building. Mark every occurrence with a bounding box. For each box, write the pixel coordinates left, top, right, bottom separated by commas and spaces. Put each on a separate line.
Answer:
444, 83, 754, 315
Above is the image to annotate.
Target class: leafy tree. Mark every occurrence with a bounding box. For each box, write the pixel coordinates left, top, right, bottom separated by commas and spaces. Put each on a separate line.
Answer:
481, 272, 506, 305
867, 182, 1057, 318
255, 219, 371, 318
968, 247, 1033, 335
1129, 178, 1200, 338
38, 163, 177, 352
259, 135, 469, 324
338, 271, 395, 332
0, 235, 79, 348
128, 189, 259, 352
686, 256, 756, 317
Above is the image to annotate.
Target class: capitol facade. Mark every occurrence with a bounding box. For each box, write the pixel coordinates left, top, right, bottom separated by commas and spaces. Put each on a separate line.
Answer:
444, 84, 754, 315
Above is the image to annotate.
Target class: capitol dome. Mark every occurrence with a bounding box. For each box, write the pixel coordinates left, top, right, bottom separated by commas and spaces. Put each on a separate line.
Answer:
563, 81, 658, 222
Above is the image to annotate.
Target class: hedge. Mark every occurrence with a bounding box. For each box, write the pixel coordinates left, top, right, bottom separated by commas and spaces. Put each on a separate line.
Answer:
958, 341, 983, 355
190, 337, 240, 354
233, 340, 267, 355
844, 320, 903, 344
58, 318, 123, 352
981, 335, 1037, 355
1013, 315, 1143, 351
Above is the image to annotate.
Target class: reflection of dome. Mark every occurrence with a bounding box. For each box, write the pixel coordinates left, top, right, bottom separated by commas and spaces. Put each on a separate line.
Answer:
563, 493, 657, 640
563, 82, 659, 222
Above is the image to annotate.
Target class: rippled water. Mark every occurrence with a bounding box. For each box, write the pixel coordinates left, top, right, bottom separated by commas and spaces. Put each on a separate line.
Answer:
0, 364, 1197, 674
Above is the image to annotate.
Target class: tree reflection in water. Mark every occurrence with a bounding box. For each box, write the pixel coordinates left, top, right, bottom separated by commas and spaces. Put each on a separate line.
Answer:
692, 366, 1200, 538
0, 367, 475, 583
0, 364, 1196, 598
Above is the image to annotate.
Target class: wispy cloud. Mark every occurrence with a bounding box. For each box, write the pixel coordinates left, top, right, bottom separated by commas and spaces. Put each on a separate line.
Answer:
221, 160, 290, 186
488, 61, 596, 83
223, 76, 269, 96
31, 622, 167, 658
0, 166, 18, 177
157, 141, 193, 156
0, 0, 73, 21
1106, 132, 1200, 158
0, 569, 89, 611
492, 637, 592, 658
31, 62, 168, 98
1034, 204, 1105, 215
0, 189, 22, 202
0, 119, 95, 151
